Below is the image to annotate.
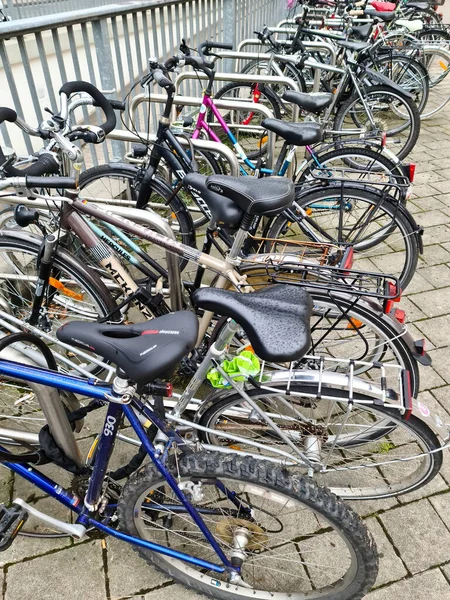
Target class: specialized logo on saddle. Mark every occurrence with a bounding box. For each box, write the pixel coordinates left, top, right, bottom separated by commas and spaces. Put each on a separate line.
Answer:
209, 184, 223, 194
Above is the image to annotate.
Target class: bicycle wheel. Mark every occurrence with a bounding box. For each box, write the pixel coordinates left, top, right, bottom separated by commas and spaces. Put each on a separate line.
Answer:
368, 54, 429, 114
197, 387, 442, 499
78, 165, 196, 270
268, 185, 419, 289
118, 452, 378, 599
0, 230, 117, 372
296, 145, 406, 185
212, 82, 282, 160
333, 84, 421, 160
418, 45, 450, 118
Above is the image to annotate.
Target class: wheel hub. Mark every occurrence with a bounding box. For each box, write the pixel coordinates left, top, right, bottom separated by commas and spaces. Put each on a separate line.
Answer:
215, 518, 269, 550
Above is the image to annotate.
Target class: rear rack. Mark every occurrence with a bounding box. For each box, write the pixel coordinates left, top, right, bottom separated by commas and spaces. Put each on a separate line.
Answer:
246, 259, 401, 299
245, 237, 343, 266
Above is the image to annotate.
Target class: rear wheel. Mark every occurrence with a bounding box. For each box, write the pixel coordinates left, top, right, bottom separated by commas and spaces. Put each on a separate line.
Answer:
268, 185, 419, 290
198, 387, 442, 499
333, 85, 421, 160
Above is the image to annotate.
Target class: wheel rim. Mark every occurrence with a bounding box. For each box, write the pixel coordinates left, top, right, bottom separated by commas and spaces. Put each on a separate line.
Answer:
132, 474, 360, 597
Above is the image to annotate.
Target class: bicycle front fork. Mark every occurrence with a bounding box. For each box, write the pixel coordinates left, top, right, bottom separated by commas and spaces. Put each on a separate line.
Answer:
28, 233, 58, 327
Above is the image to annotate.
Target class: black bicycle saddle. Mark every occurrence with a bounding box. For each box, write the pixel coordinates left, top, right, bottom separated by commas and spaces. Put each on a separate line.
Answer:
194, 285, 312, 362
56, 312, 198, 386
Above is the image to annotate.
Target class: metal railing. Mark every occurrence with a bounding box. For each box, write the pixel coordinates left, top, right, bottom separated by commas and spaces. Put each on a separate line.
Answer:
1, 0, 113, 19
0, 0, 288, 166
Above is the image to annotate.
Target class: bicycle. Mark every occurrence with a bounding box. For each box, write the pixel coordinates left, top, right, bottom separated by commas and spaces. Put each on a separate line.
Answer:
0, 279, 381, 599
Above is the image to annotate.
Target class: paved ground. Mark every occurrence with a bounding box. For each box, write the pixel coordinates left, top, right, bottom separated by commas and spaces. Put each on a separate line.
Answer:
2, 41, 450, 600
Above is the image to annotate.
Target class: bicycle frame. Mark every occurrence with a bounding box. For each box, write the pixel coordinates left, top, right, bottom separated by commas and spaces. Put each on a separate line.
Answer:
0, 356, 240, 574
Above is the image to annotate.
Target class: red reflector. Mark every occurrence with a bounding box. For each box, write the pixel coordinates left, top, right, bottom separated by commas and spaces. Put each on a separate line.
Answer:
394, 308, 406, 324
384, 299, 394, 314
403, 370, 413, 420
343, 247, 354, 270
409, 163, 416, 183
381, 132, 387, 147
166, 382, 173, 397
388, 282, 401, 302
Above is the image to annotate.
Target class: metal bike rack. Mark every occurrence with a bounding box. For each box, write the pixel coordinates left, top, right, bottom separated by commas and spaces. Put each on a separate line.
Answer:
235, 39, 337, 65
108, 124, 240, 177
0, 194, 184, 312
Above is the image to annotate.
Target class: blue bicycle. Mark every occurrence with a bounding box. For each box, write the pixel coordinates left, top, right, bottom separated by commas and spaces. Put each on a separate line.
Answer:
0, 282, 378, 599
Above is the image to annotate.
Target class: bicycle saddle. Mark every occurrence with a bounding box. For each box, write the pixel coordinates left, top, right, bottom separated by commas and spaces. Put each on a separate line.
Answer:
282, 91, 333, 114
350, 23, 373, 41
56, 312, 198, 386
365, 8, 396, 21
183, 172, 244, 229
404, 1, 429, 8
261, 119, 322, 147
194, 285, 312, 362
205, 175, 294, 217
335, 39, 372, 52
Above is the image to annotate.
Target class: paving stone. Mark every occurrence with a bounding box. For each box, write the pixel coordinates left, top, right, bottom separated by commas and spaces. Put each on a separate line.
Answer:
406, 271, 436, 294
141, 584, 203, 599
412, 210, 450, 227
431, 180, 450, 194
416, 265, 450, 289
366, 568, 450, 599
397, 296, 427, 323
408, 287, 450, 318
366, 517, 408, 586
427, 348, 450, 381
379, 500, 450, 574
106, 537, 170, 599
429, 493, 450, 532
0, 497, 72, 567
419, 243, 450, 265
5, 541, 106, 600
416, 315, 450, 348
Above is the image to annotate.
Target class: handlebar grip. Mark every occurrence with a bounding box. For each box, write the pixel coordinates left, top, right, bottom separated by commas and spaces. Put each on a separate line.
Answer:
1, 152, 60, 178
26, 176, 78, 189
153, 69, 175, 91
93, 98, 126, 112
206, 42, 233, 50
0, 107, 17, 125
59, 80, 116, 137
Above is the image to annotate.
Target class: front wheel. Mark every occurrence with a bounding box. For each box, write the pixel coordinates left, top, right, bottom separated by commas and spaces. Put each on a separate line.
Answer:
118, 452, 378, 599
333, 84, 421, 160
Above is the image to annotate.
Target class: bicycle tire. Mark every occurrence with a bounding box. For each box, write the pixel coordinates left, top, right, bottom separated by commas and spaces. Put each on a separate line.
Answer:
295, 144, 406, 184
268, 184, 419, 289
197, 387, 442, 499
118, 451, 378, 599
333, 84, 421, 160
0, 230, 117, 371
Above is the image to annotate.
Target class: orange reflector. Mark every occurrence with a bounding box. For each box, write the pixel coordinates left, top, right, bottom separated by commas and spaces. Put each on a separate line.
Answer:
440, 61, 448, 70
258, 136, 268, 148
346, 318, 363, 330
305, 208, 313, 216
244, 344, 255, 353
49, 277, 83, 301
171, 212, 176, 219
229, 445, 242, 450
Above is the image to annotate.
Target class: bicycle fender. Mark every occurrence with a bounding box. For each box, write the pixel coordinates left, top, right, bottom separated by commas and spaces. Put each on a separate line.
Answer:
411, 398, 450, 442
363, 68, 414, 100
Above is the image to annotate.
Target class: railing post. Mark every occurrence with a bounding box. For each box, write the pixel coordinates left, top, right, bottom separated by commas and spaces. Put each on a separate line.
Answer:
92, 19, 126, 162
222, 0, 236, 73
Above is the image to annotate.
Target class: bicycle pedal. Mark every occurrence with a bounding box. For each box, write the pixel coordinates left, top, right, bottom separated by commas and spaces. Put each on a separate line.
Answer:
0, 503, 28, 551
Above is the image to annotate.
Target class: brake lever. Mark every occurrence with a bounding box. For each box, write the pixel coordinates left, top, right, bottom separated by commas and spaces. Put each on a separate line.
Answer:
179, 38, 191, 55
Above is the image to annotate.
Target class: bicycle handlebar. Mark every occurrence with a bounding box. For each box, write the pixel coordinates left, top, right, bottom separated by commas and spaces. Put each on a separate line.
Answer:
59, 81, 116, 141
0, 106, 61, 177
0, 175, 78, 191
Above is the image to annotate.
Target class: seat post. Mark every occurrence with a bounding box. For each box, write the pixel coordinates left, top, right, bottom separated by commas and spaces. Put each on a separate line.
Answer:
227, 213, 254, 263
